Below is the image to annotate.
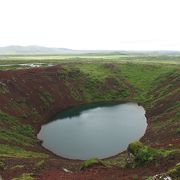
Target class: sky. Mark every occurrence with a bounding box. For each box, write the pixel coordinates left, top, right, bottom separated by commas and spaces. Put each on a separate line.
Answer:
0, 0, 180, 50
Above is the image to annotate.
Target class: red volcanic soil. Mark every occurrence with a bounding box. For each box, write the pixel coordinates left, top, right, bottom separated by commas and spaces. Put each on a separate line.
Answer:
0, 65, 179, 180
38, 163, 174, 180
0, 66, 84, 131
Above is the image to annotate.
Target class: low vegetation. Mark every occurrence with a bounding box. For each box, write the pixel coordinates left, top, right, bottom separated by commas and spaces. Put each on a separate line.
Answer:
0, 111, 36, 146
12, 173, 34, 180
168, 163, 180, 179
0, 55, 179, 179
128, 141, 178, 166
0, 144, 48, 158
80, 158, 105, 170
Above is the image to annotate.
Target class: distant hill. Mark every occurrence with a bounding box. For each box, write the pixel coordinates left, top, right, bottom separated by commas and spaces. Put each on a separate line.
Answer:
0, 45, 115, 55
0, 45, 179, 55
0, 46, 81, 55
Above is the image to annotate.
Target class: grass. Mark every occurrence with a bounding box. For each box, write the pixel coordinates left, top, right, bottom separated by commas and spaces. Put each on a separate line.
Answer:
12, 173, 34, 180
74, 63, 112, 81
0, 144, 48, 158
0, 109, 47, 167
0, 129, 35, 146
0, 54, 178, 104
116, 63, 176, 102
128, 141, 177, 165
80, 157, 105, 170
57, 63, 132, 101
0, 54, 179, 177
0, 111, 36, 146
103, 153, 128, 168
71, 63, 179, 104
11, 165, 25, 170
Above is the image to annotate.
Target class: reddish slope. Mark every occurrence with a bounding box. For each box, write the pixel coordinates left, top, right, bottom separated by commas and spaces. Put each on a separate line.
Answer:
0, 65, 179, 180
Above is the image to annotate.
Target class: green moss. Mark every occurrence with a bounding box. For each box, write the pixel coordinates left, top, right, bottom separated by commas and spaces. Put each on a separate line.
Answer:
12, 173, 34, 180
103, 153, 127, 168
81, 157, 104, 170
135, 146, 158, 164
128, 141, 144, 155
75, 63, 112, 81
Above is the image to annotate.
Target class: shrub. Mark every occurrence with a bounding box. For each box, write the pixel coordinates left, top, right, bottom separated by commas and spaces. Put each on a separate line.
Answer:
128, 141, 144, 155
135, 146, 157, 165
128, 141, 174, 165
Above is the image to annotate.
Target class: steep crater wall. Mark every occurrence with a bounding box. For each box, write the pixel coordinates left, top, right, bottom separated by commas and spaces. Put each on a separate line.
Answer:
0, 63, 179, 180
0, 63, 179, 149
0, 64, 132, 132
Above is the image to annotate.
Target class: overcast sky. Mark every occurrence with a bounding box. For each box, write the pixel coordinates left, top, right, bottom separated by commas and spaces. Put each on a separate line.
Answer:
0, 0, 180, 50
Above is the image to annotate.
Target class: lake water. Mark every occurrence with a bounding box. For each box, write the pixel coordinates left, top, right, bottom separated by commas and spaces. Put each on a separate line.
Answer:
38, 102, 147, 160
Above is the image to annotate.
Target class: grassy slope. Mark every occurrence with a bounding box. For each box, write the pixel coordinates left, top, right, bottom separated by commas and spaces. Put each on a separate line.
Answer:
0, 59, 179, 179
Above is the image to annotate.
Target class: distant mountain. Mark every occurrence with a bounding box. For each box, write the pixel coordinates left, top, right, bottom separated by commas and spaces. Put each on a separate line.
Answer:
0, 46, 81, 55
0, 45, 179, 55
0, 45, 114, 55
